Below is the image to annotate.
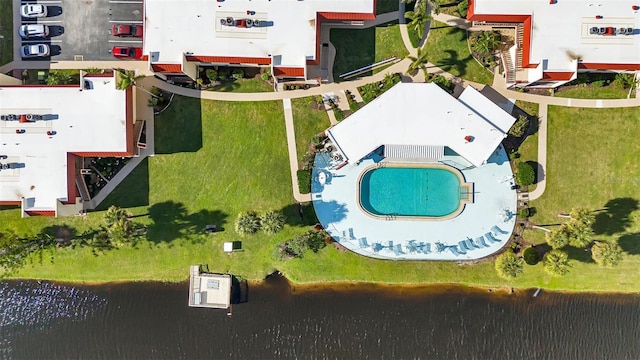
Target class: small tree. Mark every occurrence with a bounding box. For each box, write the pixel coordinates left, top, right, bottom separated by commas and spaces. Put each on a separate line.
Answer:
591, 241, 624, 267
103, 206, 135, 247
516, 162, 535, 186
235, 211, 261, 235
471, 31, 501, 55
232, 68, 244, 80
261, 210, 286, 234
546, 225, 570, 249
457, 0, 468, 17
509, 114, 529, 137
405, 0, 431, 39
544, 250, 570, 276
567, 221, 593, 248
522, 246, 539, 265
494, 250, 524, 279
115, 69, 144, 90
406, 46, 429, 77
205, 69, 218, 81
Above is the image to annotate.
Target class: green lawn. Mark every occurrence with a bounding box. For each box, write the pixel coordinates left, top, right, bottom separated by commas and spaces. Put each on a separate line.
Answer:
331, 21, 408, 81
208, 77, 273, 93
291, 97, 331, 166
424, 21, 494, 85
434, 0, 462, 16
555, 85, 633, 100
10, 98, 640, 292
513, 101, 539, 192
0, 0, 13, 66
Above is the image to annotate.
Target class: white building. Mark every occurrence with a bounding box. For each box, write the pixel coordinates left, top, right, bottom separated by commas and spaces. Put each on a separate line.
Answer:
0, 73, 144, 217
469, 0, 640, 87
143, 0, 375, 80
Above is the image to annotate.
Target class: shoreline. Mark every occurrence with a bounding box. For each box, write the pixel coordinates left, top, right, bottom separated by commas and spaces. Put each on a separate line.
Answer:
7, 275, 640, 297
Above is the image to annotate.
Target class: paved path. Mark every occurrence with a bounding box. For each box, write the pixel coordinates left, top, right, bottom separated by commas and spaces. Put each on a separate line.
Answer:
528, 103, 548, 200
282, 99, 312, 203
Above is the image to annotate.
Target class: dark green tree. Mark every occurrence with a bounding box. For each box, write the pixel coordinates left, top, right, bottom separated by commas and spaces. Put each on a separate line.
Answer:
261, 210, 286, 234
235, 211, 261, 235
591, 241, 624, 267
544, 250, 570, 276
494, 250, 524, 279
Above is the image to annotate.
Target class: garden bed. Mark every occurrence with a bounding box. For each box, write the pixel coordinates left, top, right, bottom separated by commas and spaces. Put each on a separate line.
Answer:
85, 157, 131, 198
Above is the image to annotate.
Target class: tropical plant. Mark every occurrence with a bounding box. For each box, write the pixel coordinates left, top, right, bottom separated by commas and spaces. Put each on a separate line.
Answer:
405, 0, 431, 39
509, 114, 529, 137
205, 68, 218, 81
103, 206, 136, 247
591, 241, 624, 267
46, 70, 76, 85
546, 225, 570, 249
115, 69, 144, 90
516, 162, 535, 186
232, 68, 244, 80
612, 73, 637, 89
544, 250, 570, 276
494, 250, 524, 279
457, 0, 469, 17
471, 31, 501, 55
83, 67, 104, 75
406, 46, 429, 76
567, 221, 593, 248
523, 246, 540, 265
261, 210, 286, 234
235, 211, 261, 235
565, 207, 595, 227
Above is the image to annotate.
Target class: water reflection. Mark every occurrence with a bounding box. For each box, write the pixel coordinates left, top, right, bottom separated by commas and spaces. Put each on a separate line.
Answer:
1, 276, 640, 359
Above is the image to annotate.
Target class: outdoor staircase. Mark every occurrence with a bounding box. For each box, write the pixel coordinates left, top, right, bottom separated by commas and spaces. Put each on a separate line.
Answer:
502, 51, 516, 84
515, 24, 524, 69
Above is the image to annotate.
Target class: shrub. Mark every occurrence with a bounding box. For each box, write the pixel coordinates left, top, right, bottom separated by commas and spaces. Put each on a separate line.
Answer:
232, 69, 244, 80
522, 246, 539, 265
509, 114, 529, 137
612, 73, 636, 89
428, 74, 454, 94
278, 230, 327, 260
334, 108, 346, 121
457, 0, 468, 17
518, 208, 529, 218
235, 211, 261, 235
301, 151, 316, 171
515, 162, 535, 186
592, 80, 607, 87
297, 169, 311, 194
205, 69, 218, 81
494, 250, 524, 279
544, 250, 570, 276
261, 210, 286, 234
546, 226, 569, 249
591, 241, 624, 267
261, 71, 271, 81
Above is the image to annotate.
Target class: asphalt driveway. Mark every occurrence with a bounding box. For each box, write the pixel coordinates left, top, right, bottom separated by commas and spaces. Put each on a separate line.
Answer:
20, 0, 143, 61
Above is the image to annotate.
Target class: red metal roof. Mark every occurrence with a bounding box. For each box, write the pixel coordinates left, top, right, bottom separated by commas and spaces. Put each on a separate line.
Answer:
273, 67, 305, 77
578, 63, 640, 70
26, 210, 56, 217
318, 12, 376, 21
151, 63, 183, 73
542, 71, 575, 81
185, 55, 272, 65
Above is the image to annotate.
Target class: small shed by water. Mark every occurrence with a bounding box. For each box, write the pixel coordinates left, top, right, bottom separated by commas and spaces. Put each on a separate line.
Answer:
188, 265, 232, 310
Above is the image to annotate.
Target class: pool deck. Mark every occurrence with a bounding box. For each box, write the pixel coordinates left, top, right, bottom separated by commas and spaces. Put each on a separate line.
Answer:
312, 145, 517, 261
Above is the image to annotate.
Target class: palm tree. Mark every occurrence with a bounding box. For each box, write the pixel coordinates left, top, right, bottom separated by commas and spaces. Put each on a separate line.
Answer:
591, 241, 624, 267
558, 207, 595, 227
406, 46, 430, 76
567, 221, 593, 248
544, 250, 570, 276
104, 206, 130, 227
494, 250, 524, 279
115, 69, 144, 90
103, 206, 135, 248
235, 211, 261, 235
546, 225, 570, 249
261, 210, 286, 234
404, 0, 431, 39
471, 31, 501, 55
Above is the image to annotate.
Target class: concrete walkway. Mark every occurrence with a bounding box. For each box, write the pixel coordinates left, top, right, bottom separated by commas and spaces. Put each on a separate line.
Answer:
282, 99, 312, 202
529, 103, 548, 200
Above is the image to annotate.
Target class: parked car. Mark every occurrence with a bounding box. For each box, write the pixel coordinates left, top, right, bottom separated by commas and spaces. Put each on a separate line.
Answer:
111, 24, 143, 37
20, 44, 50, 58
589, 26, 599, 35
19, 24, 50, 39
603, 27, 616, 36
20, 4, 47, 18
618, 27, 634, 35
112, 46, 143, 59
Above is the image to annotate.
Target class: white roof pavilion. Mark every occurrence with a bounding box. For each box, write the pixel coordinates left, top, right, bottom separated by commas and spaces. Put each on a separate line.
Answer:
326, 83, 515, 168
144, 0, 374, 66
0, 75, 129, 212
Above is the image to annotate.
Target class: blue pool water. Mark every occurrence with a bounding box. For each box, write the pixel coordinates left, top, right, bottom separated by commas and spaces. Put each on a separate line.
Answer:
360, 167, 461, 217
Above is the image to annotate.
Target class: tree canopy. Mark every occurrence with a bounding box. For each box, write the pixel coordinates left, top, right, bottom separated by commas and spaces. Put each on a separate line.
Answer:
591, 241, 624, 267
494, 250, 524, 279
544, 250, 570, 276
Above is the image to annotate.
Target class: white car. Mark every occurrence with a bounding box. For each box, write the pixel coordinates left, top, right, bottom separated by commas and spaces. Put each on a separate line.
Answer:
19, 24, 49, 39
20, 4, 48, 18
20, 44, 50, 58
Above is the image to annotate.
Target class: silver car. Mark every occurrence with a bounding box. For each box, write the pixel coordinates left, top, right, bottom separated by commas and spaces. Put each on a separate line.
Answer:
20, 4, 48, 18
19, 24, 50, 39
20, 44, 50, 58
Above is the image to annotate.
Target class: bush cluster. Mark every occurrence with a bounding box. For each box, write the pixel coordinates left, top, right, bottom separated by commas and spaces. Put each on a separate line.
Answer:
515, 162, 535, 186
234, 210, 287, 235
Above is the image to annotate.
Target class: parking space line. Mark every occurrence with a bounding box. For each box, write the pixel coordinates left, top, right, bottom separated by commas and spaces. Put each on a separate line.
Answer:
108, 40, 143, 43
108, 20, 143, 24
109, 1, 144, 3
29, 0, 62, 3
36, 20, 63, 24
22, 40, 63, 43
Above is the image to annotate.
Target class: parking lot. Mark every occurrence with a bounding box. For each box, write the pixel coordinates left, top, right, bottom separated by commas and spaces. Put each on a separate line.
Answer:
19, 0, 144, 61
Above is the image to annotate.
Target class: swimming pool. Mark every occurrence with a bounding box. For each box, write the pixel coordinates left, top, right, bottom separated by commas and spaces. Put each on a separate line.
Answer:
358, 164, 471, 219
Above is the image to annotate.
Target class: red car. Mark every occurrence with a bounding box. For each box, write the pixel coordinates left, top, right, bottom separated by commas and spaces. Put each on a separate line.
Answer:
111, 24, 143, 37
112, 46, 143, 59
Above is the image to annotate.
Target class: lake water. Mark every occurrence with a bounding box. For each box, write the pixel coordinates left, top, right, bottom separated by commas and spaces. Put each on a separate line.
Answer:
1, 275, 639, 359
